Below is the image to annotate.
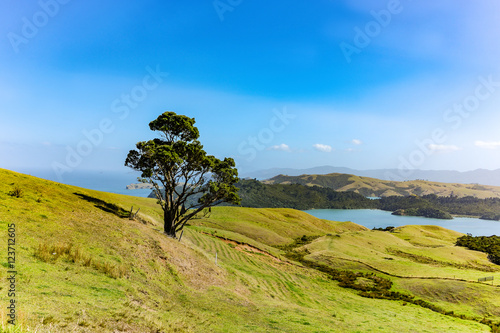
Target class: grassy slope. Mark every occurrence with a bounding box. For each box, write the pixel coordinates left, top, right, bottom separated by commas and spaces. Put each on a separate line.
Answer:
302, 226, 499, 280
0, 168, 495, 332
264, 173, 500, 198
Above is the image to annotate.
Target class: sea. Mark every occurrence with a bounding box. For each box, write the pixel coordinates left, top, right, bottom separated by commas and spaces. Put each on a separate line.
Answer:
14, 168, 152, 198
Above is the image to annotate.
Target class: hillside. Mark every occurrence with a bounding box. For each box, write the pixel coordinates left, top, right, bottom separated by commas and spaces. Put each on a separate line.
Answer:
0, 168, 498, 332
263, 173, 500, 198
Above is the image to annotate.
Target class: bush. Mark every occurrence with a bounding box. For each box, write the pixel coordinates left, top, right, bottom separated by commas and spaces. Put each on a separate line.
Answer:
456, 235, 500, 265
8, 186, 23, 198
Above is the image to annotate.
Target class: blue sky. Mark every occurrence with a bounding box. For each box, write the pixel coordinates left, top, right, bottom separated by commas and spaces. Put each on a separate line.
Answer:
1, 0, 500, 182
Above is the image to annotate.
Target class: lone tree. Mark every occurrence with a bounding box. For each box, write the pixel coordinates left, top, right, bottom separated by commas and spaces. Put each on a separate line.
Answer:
125, 111, 240, 238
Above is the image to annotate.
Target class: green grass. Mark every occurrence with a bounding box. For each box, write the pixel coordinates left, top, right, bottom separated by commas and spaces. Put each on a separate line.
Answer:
302, 227, 498, 281
0, 168, 497, 332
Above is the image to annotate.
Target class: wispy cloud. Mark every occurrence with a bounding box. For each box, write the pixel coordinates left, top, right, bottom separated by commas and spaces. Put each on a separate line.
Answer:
268, 143, 291, 152
475, 140, 500, 149
428, 144, 460, 152
351, 139, 362, 145
313, 143, 333, 153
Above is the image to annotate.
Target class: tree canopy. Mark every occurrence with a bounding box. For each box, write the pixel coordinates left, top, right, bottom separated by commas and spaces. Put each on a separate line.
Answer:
125, 111, 240, 237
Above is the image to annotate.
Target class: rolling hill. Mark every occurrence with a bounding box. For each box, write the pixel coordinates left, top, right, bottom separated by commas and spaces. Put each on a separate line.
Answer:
263, 173, 500, 199
0, 168, 498, 332
242, 166, 500, 186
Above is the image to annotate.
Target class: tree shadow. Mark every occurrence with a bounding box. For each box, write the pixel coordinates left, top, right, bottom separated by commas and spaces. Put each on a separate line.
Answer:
73, 193, 130, 218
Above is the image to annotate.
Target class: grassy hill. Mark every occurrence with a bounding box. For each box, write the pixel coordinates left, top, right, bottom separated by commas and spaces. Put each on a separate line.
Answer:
263, 173, 500, 198
0, 168, 498, 332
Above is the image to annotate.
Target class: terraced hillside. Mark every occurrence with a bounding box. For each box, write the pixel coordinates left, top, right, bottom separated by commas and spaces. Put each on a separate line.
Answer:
0, 168, 498, 332
263, 173, 500, 198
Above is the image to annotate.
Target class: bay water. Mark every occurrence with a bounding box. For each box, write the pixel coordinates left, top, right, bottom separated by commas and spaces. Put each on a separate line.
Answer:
304, 209, 500, 237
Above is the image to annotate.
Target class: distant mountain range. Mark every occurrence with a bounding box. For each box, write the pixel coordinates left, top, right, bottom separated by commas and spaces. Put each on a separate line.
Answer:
241, 166, 500, 186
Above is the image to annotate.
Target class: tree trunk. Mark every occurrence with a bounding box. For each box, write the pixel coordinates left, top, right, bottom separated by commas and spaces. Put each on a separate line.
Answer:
164, 210, 176, 238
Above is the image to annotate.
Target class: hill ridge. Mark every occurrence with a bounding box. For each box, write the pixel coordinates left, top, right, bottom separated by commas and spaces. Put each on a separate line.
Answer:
242, 165, 500, 186
263, 172, 500, 198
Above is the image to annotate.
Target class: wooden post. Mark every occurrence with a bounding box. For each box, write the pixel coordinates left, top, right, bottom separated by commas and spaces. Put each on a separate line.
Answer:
178, 230, 184, 242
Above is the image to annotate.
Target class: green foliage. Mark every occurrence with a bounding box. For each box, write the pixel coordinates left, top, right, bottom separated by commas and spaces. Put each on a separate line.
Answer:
232, 179, 377, 210
379, 194, 500, 219
456, 234, 500, 265
125, 112, 240, 237
479, 211, 500, 221
276, 234, 321, 252
372, 226, 395, 231
419, 194, 500, 218
391, 207, 453, 219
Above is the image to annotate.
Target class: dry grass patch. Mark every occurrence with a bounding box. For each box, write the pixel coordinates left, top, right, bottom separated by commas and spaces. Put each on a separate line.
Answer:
34, 242, 128, 279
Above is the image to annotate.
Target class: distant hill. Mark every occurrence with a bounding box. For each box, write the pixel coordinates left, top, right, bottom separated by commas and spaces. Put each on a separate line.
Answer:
262, 173, 500, 199
242, 166, 500, 186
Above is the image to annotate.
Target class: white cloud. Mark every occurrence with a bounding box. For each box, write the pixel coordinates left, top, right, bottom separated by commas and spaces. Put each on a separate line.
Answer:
268, 143, 291, 152
351, 139, 362, 145
313, 143, 333, 153
475, 140, 500, 149
428, 144, 460, 152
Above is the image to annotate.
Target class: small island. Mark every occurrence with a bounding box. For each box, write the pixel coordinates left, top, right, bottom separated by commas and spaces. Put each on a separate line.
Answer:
126, 183, 154, 190
480, 212, 500, 221
391, 208, 453, 220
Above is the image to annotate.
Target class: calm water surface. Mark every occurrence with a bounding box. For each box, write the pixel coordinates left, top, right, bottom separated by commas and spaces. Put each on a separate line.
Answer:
15, 168, 151, 197
304, 209, 500, 237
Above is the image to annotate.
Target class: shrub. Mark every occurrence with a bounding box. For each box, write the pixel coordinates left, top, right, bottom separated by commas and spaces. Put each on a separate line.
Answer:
8, 186, 23, 198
